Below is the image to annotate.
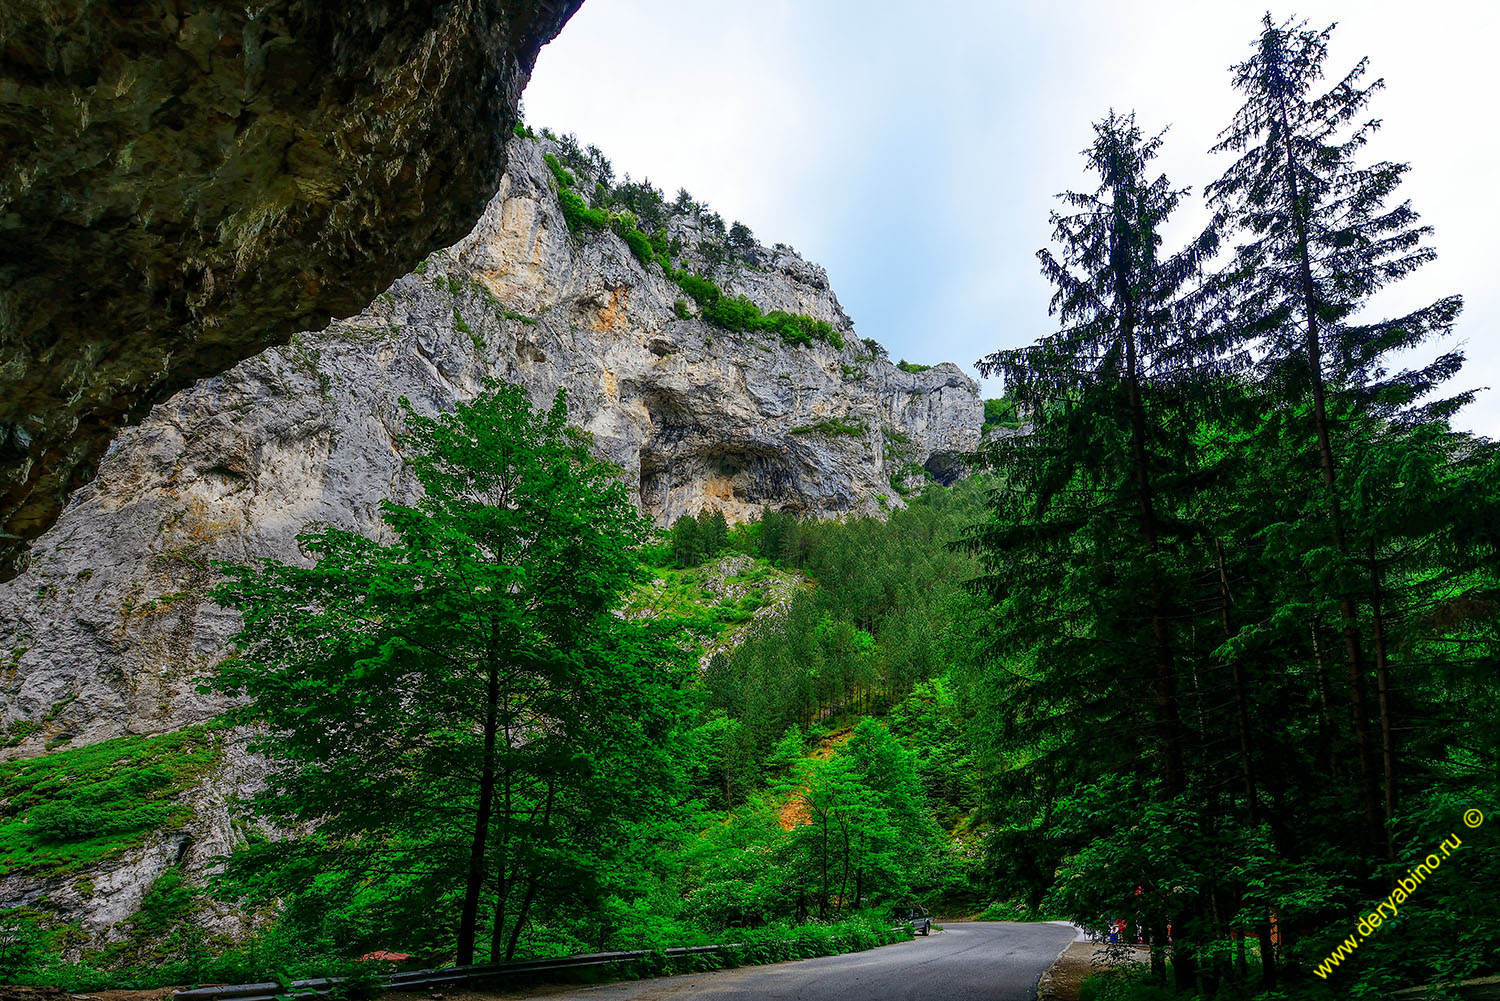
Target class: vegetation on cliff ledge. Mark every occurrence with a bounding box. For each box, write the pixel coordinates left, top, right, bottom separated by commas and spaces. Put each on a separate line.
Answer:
542, 148, 843, 351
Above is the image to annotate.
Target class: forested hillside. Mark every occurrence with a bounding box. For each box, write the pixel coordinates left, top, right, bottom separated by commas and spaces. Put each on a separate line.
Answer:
0, 401, 999, 983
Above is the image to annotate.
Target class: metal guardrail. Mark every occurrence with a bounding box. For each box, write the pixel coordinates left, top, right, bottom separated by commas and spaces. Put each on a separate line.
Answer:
173, 937, 910, 1001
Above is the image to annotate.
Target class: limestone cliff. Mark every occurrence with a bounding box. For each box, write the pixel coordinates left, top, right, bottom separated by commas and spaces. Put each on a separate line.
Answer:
0, 0, 584, 580
0, 133, 981, 942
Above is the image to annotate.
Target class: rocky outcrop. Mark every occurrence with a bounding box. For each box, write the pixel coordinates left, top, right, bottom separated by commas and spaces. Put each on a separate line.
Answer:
0, 729, 264, 952
0, 134, 981, 756
0, 0, 584, 581
0, 133, 981, 942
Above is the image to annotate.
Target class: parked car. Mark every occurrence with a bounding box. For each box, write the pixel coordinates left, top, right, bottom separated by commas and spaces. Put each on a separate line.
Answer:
894, 903, 933, 936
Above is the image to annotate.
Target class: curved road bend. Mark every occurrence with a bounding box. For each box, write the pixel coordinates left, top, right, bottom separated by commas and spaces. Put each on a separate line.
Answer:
524, 921, 1078, 1001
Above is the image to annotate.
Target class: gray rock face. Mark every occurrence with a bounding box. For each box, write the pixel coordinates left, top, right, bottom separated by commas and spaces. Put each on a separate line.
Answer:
0, 134, 981, 940
0, 135, 981, 754
0, 0, 584, 581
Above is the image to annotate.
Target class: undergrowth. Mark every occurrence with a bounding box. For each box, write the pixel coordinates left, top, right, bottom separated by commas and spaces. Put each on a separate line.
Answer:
0, 726, 223, 878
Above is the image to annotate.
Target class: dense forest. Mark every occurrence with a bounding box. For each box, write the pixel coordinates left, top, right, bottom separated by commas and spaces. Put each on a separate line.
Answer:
2, 13, 1497, 1001
964, 15, 1499, 1000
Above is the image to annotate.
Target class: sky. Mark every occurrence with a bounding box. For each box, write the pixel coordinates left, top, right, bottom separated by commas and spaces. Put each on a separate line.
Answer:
522, 0, 1499, 436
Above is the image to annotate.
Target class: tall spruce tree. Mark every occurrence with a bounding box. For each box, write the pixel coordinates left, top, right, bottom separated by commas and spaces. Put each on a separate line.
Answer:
1206, 14, 1466, 854
972, 111, 1213, 986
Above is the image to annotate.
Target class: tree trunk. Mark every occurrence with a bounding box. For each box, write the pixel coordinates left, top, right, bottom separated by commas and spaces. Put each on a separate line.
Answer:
1309, 620, 1339, 781
836, 820, 851, 915
488, 875, 508, 963
1215, 539, 1259, 820
1257, 913, 1277, 989
1275, 88, 1382, 854
504, 780, 556, 960
457, 652, 502, 966
819, 814, 829, 918
1148, 920, 1168, 983
1369, 543, 1397, 861
1118, 272, 1185, 796
487, 767, 513, 962
506, 875, 542, 961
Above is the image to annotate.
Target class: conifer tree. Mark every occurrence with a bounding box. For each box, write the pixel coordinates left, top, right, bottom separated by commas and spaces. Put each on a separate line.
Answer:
976, 111, 1212, 789
1206, 14, 1466, 853
973, 111, 1214, 986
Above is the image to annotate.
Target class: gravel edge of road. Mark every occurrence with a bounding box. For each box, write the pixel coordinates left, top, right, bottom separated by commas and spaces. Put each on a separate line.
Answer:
1034, 925, 1086, 1001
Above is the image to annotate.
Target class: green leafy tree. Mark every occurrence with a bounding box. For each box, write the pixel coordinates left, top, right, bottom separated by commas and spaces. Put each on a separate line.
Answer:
211, 385, 691, 966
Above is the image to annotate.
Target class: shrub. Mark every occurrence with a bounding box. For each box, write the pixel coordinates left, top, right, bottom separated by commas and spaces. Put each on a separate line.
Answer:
0, 910, 43, 983
542, 152, 575, 190
674, 272, 722, 309
896, 360, 931, 373
558, 189, 607, 232
702, 295, 760, 332
622, 228, 653, 265
761, 311, 841, 350
28, 801, 120, 843
673, 299, 692, 320
612, 178, 667, 231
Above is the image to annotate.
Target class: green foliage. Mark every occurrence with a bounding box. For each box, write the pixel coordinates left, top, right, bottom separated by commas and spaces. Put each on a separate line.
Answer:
701, 481, 991, 830
964, 27, 1500, 999
981, 397, 1019, 430
667, 509, 731, 568
0, 910, 44, 983
895, 360, 930, 373
622, 228, 654, 265
684, 280, 841, 350
210, 384, 696, 966
673, 298, 692, 320
1078, 968, 1177, 1001
542, 152, 575, 190
557, 188, 609, 232
0, 727, 221, 877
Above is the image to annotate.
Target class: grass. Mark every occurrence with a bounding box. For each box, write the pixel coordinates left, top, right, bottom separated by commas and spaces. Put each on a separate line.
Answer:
13, 910, 908, 992
0, 726, 224, 878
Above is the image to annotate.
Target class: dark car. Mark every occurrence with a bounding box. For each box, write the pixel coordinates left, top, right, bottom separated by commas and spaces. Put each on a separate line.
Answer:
894, 903, 933, 936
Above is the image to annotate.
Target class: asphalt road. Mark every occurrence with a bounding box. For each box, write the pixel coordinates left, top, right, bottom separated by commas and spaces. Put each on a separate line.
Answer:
523, 922, 1079, 1001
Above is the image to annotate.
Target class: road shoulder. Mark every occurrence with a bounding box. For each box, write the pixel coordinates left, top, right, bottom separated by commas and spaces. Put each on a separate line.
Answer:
1036, 935, 1149, 1001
